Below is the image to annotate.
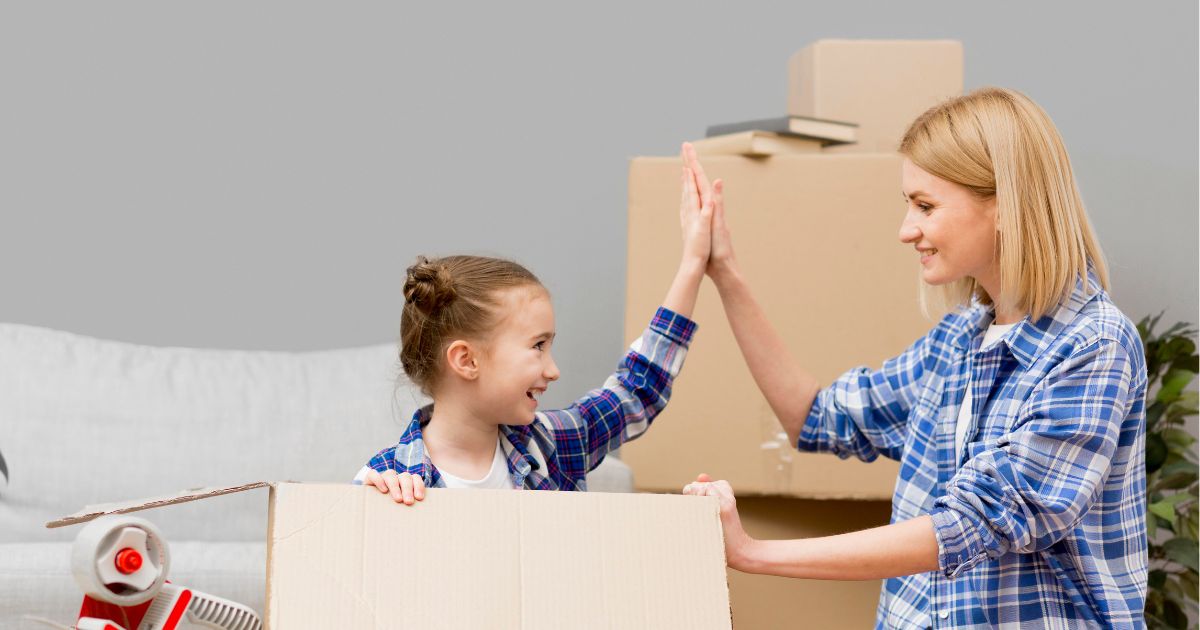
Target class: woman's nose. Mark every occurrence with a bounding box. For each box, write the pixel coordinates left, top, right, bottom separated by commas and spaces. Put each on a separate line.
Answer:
898, 210, 922, 244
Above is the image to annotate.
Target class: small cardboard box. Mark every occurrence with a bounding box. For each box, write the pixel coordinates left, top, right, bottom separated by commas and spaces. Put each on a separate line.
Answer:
51, 483, 733, 629
787, 39, 964, 153
623, 153, 939, 499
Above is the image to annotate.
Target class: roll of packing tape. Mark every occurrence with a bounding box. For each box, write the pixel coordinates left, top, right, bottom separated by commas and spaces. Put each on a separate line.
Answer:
71, 514, 170, 606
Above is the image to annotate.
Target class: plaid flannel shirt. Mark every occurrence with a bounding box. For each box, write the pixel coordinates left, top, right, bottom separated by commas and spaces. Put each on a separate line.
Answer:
800, 272, 1147, 629
359, 307, 696, 490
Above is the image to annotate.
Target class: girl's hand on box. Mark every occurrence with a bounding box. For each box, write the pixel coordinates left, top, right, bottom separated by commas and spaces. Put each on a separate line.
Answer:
682, 473, 756, 571
365, 469, 426, 505
678, 143, 714, 268
681, 144, 736, 281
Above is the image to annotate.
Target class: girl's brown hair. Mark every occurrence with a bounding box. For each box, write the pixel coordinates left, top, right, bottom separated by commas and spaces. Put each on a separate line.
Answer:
400, 255, 544, 395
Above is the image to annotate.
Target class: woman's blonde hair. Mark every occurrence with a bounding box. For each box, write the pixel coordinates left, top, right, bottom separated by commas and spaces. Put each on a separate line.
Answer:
899, 87, 1108, 321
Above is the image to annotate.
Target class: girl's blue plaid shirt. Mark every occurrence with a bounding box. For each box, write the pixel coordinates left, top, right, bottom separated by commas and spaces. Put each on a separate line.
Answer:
803, 271, 1148, 629
360, 307, 696, 491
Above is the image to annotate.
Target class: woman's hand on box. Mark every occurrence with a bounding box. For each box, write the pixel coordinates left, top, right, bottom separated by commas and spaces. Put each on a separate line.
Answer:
682, 473, 756, 571
365, 469, 426, 505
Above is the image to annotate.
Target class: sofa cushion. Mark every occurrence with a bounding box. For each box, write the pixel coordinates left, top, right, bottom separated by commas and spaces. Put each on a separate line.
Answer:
0, 323, 422, 543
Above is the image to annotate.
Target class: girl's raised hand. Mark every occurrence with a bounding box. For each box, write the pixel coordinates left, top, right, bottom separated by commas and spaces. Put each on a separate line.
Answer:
681, 144, 737, 281
365, 468, 426, 506
679, 143, 714, 268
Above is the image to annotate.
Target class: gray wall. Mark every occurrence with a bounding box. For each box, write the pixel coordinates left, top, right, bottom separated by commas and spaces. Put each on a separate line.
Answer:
2, 3, 1196, 409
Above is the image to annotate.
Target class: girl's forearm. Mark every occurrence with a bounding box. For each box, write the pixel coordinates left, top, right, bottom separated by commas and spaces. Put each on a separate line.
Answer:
735, 516, 941, 580
710, 267, 821, 443
661, 259, 706, 319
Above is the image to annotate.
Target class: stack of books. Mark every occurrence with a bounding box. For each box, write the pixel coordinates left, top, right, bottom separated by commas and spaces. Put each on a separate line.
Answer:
692, 115, 858, 157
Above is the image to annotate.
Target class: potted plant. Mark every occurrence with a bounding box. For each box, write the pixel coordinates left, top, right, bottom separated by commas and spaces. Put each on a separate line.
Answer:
1139, 313, 1199, 629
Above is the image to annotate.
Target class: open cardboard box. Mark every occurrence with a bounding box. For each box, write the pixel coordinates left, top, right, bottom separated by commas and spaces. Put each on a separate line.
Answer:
50, 483, 733, 629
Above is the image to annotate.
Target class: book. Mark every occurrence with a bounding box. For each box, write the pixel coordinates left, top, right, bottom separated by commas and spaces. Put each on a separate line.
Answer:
706, 115, 858, 145
689, 131, 823, 156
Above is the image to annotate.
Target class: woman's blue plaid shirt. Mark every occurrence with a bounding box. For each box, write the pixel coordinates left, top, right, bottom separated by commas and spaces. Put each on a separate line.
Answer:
361, 307, 696, 490
801, 272, 1147, 629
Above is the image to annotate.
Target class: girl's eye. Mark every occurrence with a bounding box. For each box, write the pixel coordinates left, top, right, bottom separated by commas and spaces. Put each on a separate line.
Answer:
533, 341, 546, 351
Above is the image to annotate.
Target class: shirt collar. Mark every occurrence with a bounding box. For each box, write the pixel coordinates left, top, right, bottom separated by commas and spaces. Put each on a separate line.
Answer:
952, 269, 1104, 369
399, 405, 542, 488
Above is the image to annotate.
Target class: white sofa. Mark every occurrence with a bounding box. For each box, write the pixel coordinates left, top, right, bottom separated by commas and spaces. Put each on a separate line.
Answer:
0, 323, 633, 628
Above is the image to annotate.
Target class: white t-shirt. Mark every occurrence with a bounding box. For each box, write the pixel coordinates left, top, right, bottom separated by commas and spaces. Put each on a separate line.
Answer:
954, 322, 1018, 464
352, 437, 517, 490
438, 437, 517, 490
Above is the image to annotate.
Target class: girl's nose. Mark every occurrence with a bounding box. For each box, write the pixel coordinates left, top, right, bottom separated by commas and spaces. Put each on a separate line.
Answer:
544, 355, 560, 382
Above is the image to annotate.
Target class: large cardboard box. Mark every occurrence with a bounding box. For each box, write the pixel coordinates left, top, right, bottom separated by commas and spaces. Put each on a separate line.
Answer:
52, 483, 733, 629
730, 497, 892, 629
787, 40, 963, 153
623, 153, 938, 499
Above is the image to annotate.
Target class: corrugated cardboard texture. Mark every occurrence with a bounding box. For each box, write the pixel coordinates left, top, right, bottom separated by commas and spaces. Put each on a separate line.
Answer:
787, 40, 963, 153
730, 497, 892, 629
624, 154, 938, 498
266, 484, 732, 629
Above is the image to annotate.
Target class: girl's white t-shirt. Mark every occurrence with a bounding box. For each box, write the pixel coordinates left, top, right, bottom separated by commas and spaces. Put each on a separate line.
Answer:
438, 437, 517, 490
954, 322, 1018, 464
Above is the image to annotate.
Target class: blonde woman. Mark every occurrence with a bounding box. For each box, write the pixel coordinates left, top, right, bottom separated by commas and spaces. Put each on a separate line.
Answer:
682, 88, 1147, 628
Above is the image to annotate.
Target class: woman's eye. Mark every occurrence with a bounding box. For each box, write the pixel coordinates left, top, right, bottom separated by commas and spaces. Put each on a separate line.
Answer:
918, 203, 933, 213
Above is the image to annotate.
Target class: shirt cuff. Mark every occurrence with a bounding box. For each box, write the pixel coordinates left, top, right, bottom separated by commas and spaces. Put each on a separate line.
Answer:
650, 307, 697, 346
929, 499, 1002, 579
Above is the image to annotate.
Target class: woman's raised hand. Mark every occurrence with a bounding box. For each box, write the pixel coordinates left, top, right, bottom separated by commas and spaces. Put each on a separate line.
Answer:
681, 143, 737, 281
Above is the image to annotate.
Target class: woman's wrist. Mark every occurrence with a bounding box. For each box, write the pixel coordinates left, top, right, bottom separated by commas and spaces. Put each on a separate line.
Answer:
728, 535, 764, 573
708, 259, 743, 291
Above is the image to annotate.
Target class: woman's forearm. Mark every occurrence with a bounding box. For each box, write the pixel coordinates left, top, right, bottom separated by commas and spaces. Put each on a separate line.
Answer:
711, 266, 822, 445
734, 515, 941, 580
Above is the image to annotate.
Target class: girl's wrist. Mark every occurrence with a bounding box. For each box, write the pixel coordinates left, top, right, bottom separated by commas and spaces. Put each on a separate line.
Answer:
676, 258, 707, 280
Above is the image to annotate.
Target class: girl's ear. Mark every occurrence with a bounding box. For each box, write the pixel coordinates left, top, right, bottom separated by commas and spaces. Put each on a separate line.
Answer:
445, 339, 479, 381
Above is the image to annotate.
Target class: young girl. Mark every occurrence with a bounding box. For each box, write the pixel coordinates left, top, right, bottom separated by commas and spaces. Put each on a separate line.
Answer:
354, 148, 713, 503
683, 88, 1147, 627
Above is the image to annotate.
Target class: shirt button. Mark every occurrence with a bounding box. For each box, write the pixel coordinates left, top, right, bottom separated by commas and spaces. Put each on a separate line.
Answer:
939, 610, 949, 620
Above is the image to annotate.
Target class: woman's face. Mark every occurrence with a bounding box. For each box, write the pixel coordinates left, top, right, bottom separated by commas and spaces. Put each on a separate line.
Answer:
898, 158, 999, 290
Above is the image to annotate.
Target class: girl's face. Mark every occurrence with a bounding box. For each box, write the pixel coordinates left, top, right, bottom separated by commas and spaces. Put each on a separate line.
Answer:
474, 286, 560, 425
898, 158, 999, 290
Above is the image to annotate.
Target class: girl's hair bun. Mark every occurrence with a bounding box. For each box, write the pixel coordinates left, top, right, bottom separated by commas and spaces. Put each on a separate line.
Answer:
403, 255, 457, 316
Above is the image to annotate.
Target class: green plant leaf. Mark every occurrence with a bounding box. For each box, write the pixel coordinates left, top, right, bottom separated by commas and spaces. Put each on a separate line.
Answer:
1163, 429, 1198, 449
1157, 369, 1196, 404
1161, 597, 1190, 624
1170, 353, 1199, 374
1163, 538, 1200, 572
1162, 596, 1188, 629
1149, 569, 1169, 589
1151, 500, 1180, 523
1147, 432, 1170, 473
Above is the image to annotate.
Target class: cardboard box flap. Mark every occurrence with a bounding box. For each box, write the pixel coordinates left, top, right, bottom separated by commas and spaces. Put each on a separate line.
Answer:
46, 481, 272, 529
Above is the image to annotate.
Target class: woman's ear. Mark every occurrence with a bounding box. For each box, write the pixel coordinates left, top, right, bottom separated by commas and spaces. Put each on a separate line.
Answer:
445, 339, 480, 381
